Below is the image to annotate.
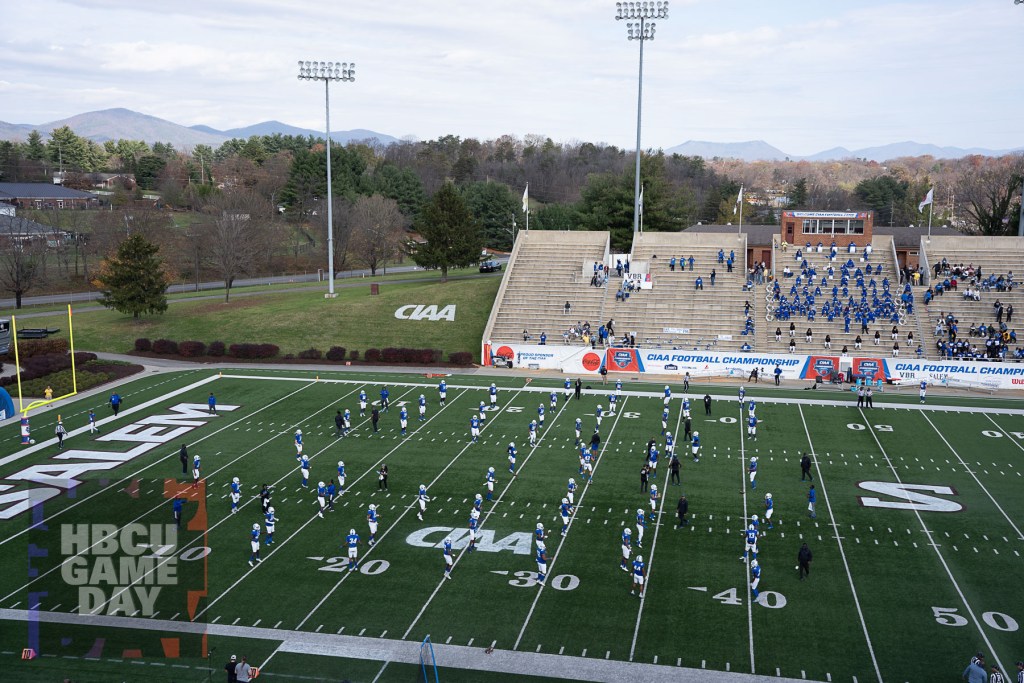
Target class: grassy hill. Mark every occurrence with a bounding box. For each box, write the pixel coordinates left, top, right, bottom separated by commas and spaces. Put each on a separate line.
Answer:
24, 276, 499, 359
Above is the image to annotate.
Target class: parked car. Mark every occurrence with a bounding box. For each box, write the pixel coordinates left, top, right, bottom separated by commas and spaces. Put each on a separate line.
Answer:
479, 260, 502, 273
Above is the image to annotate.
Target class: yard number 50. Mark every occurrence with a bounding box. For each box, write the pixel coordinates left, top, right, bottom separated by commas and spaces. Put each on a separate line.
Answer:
932, 607, 1018, 632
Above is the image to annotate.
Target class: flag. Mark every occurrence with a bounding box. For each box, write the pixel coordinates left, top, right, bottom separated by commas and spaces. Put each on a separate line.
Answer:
522, 184, 529, 213
733, 186, 744, 215
918, 187, 933, 213
638, 184, 644, 218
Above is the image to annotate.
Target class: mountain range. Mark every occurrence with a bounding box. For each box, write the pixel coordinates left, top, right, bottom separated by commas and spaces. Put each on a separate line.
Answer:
0, 108, 398, 149
664, 139, 1024, 163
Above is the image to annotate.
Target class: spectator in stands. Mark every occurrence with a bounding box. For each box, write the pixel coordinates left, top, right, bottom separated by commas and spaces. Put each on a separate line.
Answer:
744, 301, 751, 317
624, 259, 630, 274
688, 255, 695, 271
540, 332, 547, 345
710, 269, 717, 287
891, 325, 899, 341
805, 328, 813, 343
854, 335, 863, 350
775, 327, 782, 342
907, 331, 914, 345
1008, 304, 1014, 323
562, 329, 570, 344
841, 345, 849, 357
670, 256, 676, 271
523, 329, 530, 342
616, 287, 625, 302
718, 249, 724, 263
789, 322, 796, 338
607, 319, 615, 336
824, 334, 832, 350
892, 341, 900, 357
873, 330, 881, 346
616, 259, 623, 277
789, 339, 797, 353
564, 301, 571, 314
695, 276, 704, 290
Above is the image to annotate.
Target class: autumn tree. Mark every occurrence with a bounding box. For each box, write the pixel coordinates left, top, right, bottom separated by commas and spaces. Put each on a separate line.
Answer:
201, 190, 279, 301
97, 234, 169, 319
957, 155, 1024, 235
0, 215, 48, 308
413, 182, 482, 279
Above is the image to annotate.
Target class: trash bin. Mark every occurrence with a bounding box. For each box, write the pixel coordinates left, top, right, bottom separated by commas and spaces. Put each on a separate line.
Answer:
370, 283, 380, 295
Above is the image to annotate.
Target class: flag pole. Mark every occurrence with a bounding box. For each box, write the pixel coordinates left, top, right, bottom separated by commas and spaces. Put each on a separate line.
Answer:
737, 185, 744, 239
927, 199, 933, 239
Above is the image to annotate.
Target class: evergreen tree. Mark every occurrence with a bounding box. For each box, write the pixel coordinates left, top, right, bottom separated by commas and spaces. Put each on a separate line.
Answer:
97, 234, 169, 319
413, 182, 483, 279
26, 131, 46, 161
788, 178, 809, 208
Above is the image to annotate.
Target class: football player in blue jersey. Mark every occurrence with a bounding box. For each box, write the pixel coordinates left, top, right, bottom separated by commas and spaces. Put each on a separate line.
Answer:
264, 507, 277, 545
550, 391, 558, 410
608, 392, 617, 414
691, 431, 701, 463
473, 494, 483, 515
564, 377, 572, 402
748, 456, 758, 489
919, 380, 927, 404
417, 484, 430, 521
764, 492, 774, 530
738, 385, 746, 404
648, 447, 659, 479
230, 476, 241, 514
316, 481, 327, 519
665, 431, 675, 458
581, 448, 594, 482
560, 497, 573, 536
399, 406, 409, 435
478, 401, 488, 423
359, 389, 368, 417
249, 523, 262, 567
750, 559, 761, 599
620, 527, 632, 571
489, 383, 498, 409
470, 416, 480, 443
682, 397, 691, 419
326, 479, 336, 511
648, 483, 659, 521
528, 420, 538, 446
438, 380, 447, 406
367, 504, 379, 546
299, 455, 310, 487
345, 529, 360, 570
294, 429, 303, 457
631, 554, 646, 597
337, 460, 346, 495
595, 404, 603, 429
615, 378, 623, 397
468, 514, 479, 552
342, 408, 351, 435
418, 394, 427, 421
635, 507, 648, 548
507, 442, 517, 476
380, 386, 390, 412
566, 478, 577, 506
661, 406, 670, 435
574, 417, 582, 446
442, 537, 453, 580
663, 385, 671, 406
192, 454, 201, 489
748, 399, 757, 418
536, 546, 548, 585
740, 523, 758, 561
484, 467, 496, 500
750, 514, 760, 537
747, 414, 758, 441
537, 403, 545, 428
535, 523, 548, 552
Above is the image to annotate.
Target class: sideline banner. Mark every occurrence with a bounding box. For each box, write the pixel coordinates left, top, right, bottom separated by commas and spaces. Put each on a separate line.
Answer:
799, 355, 841, 380
889, 361, 1024, 390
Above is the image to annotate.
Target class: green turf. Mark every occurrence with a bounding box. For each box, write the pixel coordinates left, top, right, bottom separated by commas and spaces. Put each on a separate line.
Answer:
1, 369, 1022, 682
13, 275, 499, 357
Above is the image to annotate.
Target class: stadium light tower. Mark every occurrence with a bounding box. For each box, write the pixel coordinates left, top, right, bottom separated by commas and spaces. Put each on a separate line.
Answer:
616, 1, 669, 236
298, 60, 355, 298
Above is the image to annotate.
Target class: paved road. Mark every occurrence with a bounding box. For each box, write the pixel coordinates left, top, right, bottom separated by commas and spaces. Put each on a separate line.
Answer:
1, 258, 508, 310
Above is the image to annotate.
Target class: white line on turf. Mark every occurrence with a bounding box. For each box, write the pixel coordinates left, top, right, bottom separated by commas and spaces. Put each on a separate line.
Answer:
74, 383, 396, 615
398, 389, 572, 642
857, 406, 1007, 677
798, 405, 883, 683
512, 397, 629, 651
295, 386, 533, 640
737, 398, 755, 675
0, 380, 328, 599
628, 397, 684, 662
920, 412, 1024, 540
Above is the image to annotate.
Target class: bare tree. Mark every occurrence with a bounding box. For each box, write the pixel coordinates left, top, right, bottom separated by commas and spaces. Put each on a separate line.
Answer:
349, 194, 406, 275
0, 215, 48, 308
956, 154, 1024, 235
202, 189, 277, 301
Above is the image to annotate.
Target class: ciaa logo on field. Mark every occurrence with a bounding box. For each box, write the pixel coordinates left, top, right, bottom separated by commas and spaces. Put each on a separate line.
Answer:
856, 481, 962, 513
394, 305, 456, 321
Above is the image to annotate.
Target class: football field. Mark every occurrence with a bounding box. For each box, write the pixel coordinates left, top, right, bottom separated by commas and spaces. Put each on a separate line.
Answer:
0, 367, 1022, 682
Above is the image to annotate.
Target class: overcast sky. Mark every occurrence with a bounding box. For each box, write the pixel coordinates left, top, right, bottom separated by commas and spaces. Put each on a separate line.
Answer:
1, 0, 1021, 155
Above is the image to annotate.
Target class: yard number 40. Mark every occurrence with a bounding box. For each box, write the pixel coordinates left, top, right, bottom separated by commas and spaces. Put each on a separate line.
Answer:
932, 607, 1019, 632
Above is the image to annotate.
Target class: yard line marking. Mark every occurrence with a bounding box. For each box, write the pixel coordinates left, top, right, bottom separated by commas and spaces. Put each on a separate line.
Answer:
43, 382, 377, 616
512, 398, 630, 651
294, 386, 533, 633
399, 389, 571, 642
921, 413, 1023, 540
738, 400, 755, 675
0, 376, 316, 551
628, 397, 684, 662
799, 406, 883, 683
195, 386, 428, 621
858, 406, 1007, 677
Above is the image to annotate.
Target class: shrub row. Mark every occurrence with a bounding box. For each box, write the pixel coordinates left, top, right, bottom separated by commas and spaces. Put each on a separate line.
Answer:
0, 352, 98, 387
132, 339, 472, 366
12, 338, 70, 358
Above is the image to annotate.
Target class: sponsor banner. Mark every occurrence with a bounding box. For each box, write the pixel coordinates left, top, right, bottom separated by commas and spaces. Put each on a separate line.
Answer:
788, 211, 868, 219
890, 361, 1024, 390
851, 357, 887, 381
624, 273, 653, 290
635, 350, 803, 379
488, 344, 599, 372
799, 355, 840, 380
662, 327, 690, 335
604, 348, 644, 373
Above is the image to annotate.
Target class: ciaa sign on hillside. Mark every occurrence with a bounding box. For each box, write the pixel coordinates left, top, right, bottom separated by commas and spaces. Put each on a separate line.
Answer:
394, 305, 456, 321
